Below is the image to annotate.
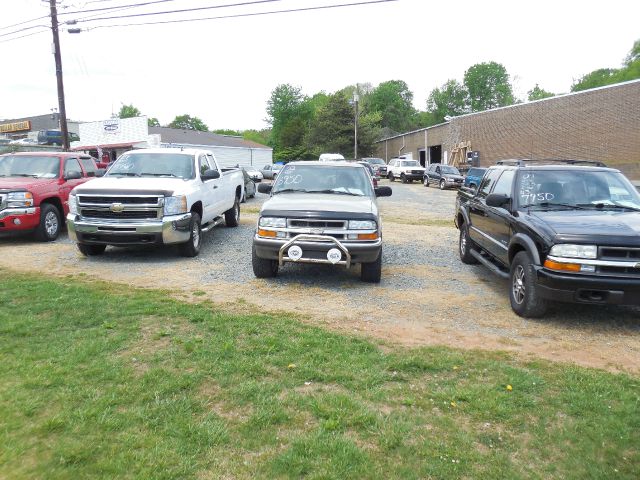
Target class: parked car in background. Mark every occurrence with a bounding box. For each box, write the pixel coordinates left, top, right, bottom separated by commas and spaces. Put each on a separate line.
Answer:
424, 164, 464, 189
37, 129, 80, 146
260, 164, 283, 179
356, 161, 379, 187
253, 161, 392, 282
361, 157, 387, 177
9, 138, 39, 146
386, 158, 425, 183
319, 153, 345, 162
245, 167, 263, 182
241, 168, 256, 202
464, 167, 487, 190
0, 152, 99, 241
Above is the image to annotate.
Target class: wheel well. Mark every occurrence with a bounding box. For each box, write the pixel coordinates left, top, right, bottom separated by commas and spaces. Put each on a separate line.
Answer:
235, 186, 242, 199
41, 197, 63, 216
456, 213, 465, 229
508, 244, 526, 263
190, 201, 203, 218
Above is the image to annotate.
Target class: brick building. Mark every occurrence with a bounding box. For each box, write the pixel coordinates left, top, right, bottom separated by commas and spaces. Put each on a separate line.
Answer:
374, 79, 640, 180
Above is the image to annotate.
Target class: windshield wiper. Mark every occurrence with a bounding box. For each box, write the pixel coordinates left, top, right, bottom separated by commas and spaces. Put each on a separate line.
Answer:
580, 203, 640, 212
110, 172, 140, 177
273, 188, 311, 194
521, 202, 588, 210
12, 173, 39, 178
307, 189, 363, 196
139, 172, 179, 177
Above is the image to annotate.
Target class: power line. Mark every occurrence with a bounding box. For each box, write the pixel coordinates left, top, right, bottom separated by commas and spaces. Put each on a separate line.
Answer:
78, 0, 398, 28
0, 28, 50, 45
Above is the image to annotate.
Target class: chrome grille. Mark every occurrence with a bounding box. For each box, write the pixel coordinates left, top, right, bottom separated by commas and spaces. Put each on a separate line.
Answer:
0, 193, 6, 210
597, 246, 640, 277
77, 194, 163, 220
286, 218, 347, 240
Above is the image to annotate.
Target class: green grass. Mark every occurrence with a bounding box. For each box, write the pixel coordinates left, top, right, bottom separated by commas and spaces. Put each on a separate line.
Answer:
0, 271, 638, 479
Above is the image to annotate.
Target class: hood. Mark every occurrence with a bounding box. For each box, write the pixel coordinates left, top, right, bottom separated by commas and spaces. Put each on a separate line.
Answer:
0, 177, 59, 191
72, 176, 188, 196
528, 209, 640, 246
261, 192, 377, 220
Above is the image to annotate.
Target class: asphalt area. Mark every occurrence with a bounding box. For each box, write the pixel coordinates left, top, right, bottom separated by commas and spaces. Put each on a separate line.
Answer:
1, 178, 639, 374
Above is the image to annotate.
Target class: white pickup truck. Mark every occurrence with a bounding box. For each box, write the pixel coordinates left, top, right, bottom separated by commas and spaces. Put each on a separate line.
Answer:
386, 158, 426, 183
66, 148, 244, 257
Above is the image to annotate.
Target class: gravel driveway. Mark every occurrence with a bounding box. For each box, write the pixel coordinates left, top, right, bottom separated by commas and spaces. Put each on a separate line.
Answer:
1, 179, 639, 374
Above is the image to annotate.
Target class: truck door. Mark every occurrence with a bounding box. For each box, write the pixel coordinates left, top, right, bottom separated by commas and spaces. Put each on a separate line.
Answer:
481, 169, 516, 265
468, 169, 501, 251
198, 154, 218, 223
206, 154, 230, 216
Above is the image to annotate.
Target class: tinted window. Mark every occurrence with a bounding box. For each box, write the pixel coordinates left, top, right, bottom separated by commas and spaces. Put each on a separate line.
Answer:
64, 158, 83, 176
492, 170, 516, 196
478, 169, 502, 197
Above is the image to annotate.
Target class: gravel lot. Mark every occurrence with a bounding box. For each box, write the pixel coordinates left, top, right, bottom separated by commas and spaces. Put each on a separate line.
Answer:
1, 178, 639, 374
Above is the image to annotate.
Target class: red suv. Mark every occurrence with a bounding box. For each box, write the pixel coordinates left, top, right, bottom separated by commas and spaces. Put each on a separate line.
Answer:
0, 152, 99, 241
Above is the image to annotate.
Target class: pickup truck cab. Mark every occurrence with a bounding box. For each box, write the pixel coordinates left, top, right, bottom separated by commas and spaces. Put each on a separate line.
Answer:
424, 164, 464, 189
386, 158, 425, 183
67, 148, 244, 257
0, 152, 98, 241
253, 161, 392, 282
455, 160, 640, 317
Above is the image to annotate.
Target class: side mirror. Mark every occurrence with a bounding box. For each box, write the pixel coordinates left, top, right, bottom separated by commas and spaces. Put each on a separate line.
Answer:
64, 170, 82, 180
257, 183, 272, 194
486, 193, 510, 208
375, 186, 392, 197
96, 169, 106, 177
201, 169, 220, 181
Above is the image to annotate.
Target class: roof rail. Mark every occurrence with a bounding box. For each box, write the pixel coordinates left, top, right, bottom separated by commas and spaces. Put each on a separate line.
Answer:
495, 159, 608, 167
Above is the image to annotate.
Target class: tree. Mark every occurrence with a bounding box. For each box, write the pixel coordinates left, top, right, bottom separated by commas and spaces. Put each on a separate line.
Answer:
243, 129, 270, 146
168, 114, 208, 131
426, 79, 469, 123
571, 39, 640, 92
147, 117, 160, 127
117, 104, 141, 118
306, 93, 355, 157
368, 80, 417, 134
266, 84, 306, 150
527, 84, 554, 101
463, 62, 515, 112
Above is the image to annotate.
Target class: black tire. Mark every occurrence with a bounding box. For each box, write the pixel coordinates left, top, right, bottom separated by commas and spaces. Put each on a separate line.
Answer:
509, 251, 548, 318
400, 173, 407, 184
224, 198, 240, 227
35, 203, 61, 242
252, 244, 278, 278
77, 243, 106, 256
388, 173, 395, 182
241, 192, 246, 203
439, 179, 446, 190
361, 250, 382, 283
459, 226, 479, 264
179, 212, 202, 257
424, 176, 430, 187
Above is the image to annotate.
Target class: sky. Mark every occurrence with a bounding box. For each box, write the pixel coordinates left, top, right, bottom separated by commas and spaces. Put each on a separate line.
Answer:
1, 0, 639, 131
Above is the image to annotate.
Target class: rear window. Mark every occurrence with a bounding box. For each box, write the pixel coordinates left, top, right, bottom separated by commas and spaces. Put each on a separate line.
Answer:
80, 158, 97, 176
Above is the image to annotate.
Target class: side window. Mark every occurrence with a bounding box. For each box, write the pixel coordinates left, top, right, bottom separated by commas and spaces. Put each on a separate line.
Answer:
478, 169, 502, 198
492, 170, 516, 197
206, 154, 218, 171
80, 157, 96, 177
435, 166, 441, 174
64, 158, 82, 176
198, 155, 210, 176
264, 165, 271, 171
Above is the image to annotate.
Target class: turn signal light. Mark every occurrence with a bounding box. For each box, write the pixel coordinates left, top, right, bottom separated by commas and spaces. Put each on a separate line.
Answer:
357, 232, 379, 240
543, 259, 581, 272
257, 229, 277, 238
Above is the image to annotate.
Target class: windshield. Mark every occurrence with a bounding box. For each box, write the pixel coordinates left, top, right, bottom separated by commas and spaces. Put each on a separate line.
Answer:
271, 164, 374, 197
442, 166, 460, 175
0, 155, 60, 178
107, 153, 195, 179
366, 158, 385, 165
400, 161, 419, 167
517, 170, 640, 211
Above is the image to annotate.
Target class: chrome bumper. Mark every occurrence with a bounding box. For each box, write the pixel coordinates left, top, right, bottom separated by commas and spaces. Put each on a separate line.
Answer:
66, 212, 192, 245
0, 207, 37, 220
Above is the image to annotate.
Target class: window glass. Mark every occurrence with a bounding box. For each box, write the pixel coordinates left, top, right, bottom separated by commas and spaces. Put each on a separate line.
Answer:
272, 165, 374, 197
478, 169, 502, 197
198, 155, 210, 176
492, 170, 516, 196
64, 158, 82, 176
80, 158, 96, 176
206, 154, 217, 171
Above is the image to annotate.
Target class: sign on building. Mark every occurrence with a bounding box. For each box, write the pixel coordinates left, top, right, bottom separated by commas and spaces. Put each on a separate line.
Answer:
0, 120, 31, 133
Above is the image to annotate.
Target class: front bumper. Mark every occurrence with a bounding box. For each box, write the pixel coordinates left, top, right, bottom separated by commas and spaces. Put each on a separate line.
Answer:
66, 212, 192, 246
399, 173, 423, 180
254, 234, 382, 265
0, 207, 40, 232
536, 268, 640, 306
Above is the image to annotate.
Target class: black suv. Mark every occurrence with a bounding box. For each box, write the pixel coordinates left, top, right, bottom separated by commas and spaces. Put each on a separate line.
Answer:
455, 160, 640, 317
424, 164, 464, 189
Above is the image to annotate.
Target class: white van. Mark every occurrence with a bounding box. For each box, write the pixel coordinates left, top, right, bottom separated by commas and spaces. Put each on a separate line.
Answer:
318, 153, 345, 162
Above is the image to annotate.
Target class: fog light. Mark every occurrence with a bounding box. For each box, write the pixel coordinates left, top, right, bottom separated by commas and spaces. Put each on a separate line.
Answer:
13, 218, 21, 225
580, 264, 596, 273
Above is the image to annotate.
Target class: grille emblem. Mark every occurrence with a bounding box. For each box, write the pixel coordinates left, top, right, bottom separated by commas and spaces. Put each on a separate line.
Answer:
110, 203, 124, 213
311, 228, 324, 234
635, 263, 640, 269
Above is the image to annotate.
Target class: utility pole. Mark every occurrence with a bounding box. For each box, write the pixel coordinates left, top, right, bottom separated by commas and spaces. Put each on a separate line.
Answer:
49, 0, 70, 151
353, 92, 359, 159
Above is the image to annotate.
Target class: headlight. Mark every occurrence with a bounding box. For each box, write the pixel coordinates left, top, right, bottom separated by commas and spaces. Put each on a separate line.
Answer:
68, 194, 78, 215
348, 220, 377, 230
549, 244, 597, 259
7, 191, 34, 208
259, 217, 286, 228
163, 195, 188, 215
